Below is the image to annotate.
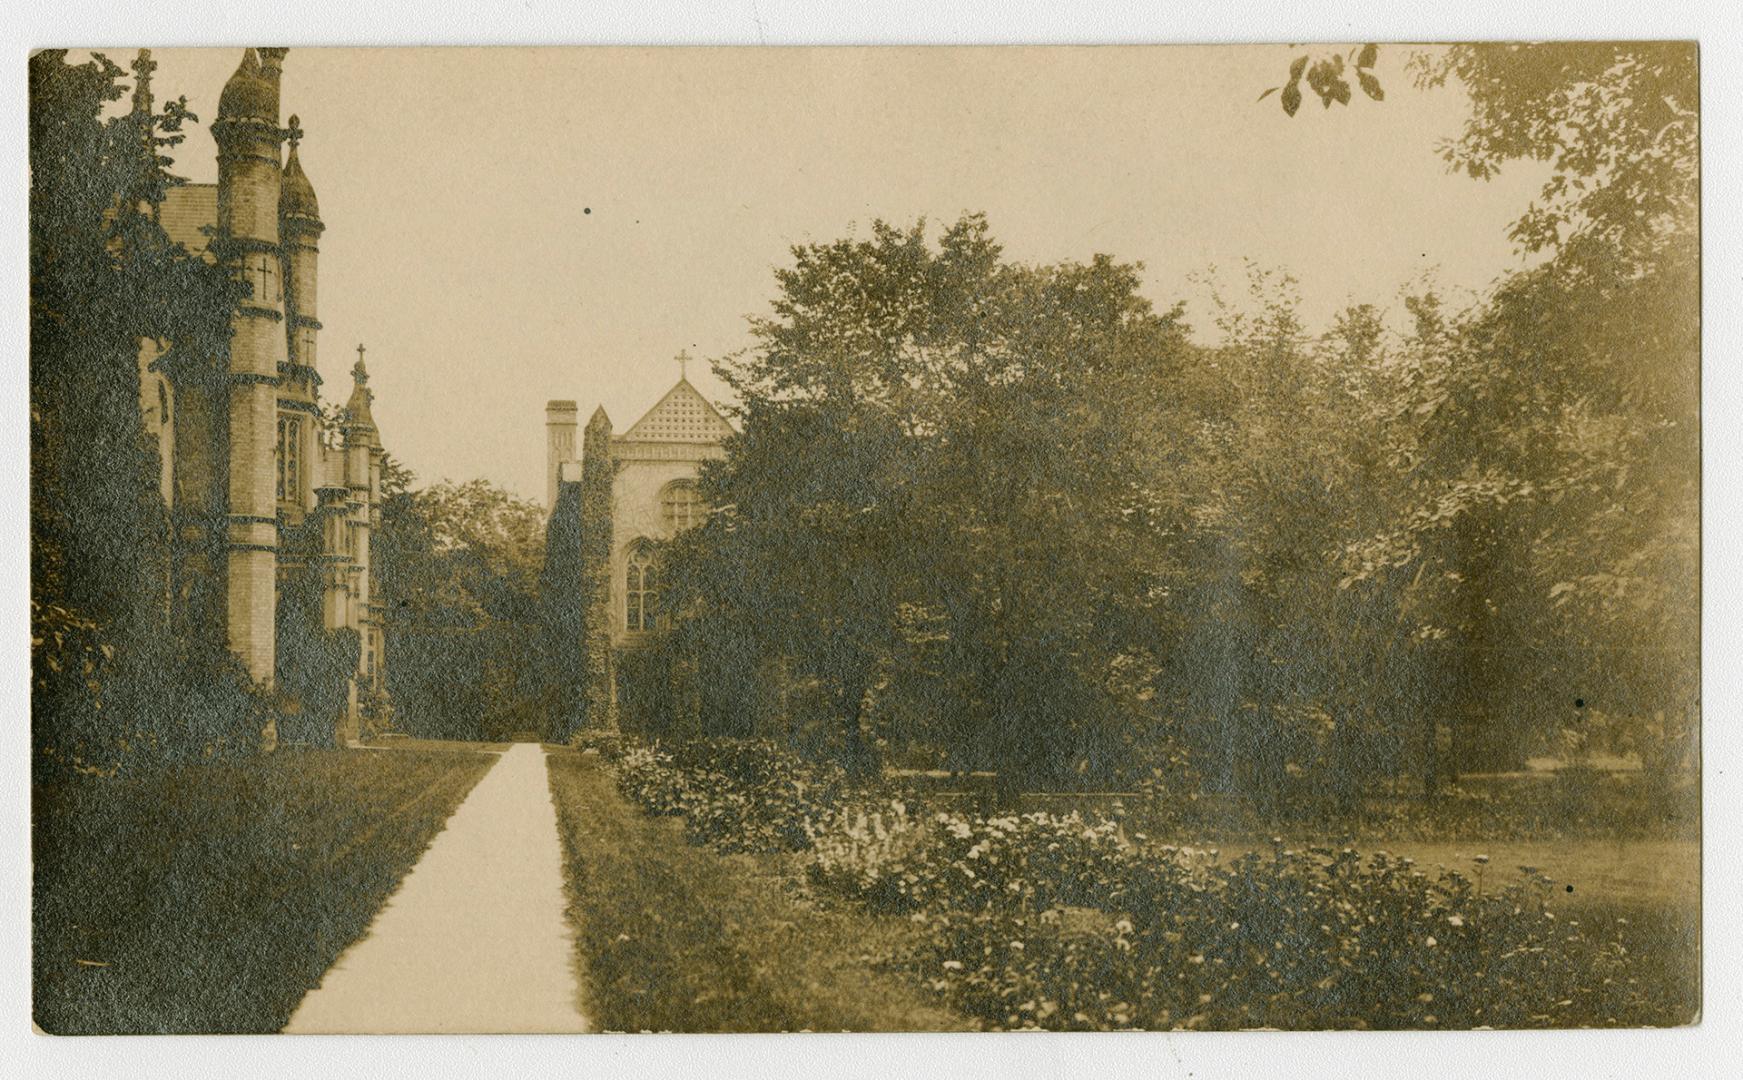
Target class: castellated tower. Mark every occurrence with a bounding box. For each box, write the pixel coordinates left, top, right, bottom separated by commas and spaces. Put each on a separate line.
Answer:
132, 47, 394, 747
212, 47, 291, 692
547, 400, 579, 509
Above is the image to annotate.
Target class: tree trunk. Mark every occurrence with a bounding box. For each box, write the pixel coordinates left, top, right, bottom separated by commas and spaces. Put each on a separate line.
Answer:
1421, 709, 1442, 799
837, 672, 878, 780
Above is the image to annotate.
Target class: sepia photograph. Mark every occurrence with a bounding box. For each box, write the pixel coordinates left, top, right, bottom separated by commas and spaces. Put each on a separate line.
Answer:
25, 34, 1700, 1043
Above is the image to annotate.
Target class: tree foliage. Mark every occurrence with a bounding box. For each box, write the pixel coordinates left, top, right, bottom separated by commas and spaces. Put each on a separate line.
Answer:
1411, 43, 1697, 266
665, 215, 1195, 784
658, 42, 1696, 802
1260, 44, 1383, 115
30, 50, 259, 776
375, 467, 551, 741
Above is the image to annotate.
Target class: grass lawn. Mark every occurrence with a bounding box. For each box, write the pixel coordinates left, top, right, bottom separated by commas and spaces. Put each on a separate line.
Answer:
545, 749, 974, 1032
359, 735, 513, 754
33, 747, 496, 1034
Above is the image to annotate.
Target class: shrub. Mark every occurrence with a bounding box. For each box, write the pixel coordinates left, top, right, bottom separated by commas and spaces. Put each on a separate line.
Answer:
568, 727, 626, 760
809, 806, 1138, 915
806, 797, 937, 910
602, 734, 1678, 1029
615, 743, 694, 817
612, 736, 849, 854
33, 611, 272, 781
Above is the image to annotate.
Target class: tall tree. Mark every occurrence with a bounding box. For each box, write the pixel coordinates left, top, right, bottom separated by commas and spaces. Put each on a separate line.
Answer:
669, 215, 1193, 784
30, 50, 252, 774
1337, 43, 1700, 783
375, 471, 550, 741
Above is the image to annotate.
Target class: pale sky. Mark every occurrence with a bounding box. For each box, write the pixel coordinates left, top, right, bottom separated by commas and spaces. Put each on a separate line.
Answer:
114, 46, 1547, 504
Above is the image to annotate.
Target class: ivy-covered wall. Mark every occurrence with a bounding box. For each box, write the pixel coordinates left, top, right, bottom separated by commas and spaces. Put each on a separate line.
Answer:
578, 409, 617, 731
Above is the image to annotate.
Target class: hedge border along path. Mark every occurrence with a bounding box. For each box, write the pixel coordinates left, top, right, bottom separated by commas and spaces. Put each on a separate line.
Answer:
545, 748, 975, 1032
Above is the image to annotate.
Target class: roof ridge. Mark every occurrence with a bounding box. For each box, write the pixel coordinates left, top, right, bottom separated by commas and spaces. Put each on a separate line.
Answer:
621, 377, 734, 442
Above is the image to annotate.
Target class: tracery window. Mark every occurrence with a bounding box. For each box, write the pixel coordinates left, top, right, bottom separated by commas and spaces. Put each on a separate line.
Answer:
276, 415, 302, 502
660, 480, 706, 533
625, 543, 658, 632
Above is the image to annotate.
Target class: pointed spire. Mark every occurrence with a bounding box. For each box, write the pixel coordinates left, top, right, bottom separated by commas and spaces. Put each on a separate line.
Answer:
130, 49, 155, 118
345, 344, 378, 438
280, 114, 321, 220
127, 50, 159, 216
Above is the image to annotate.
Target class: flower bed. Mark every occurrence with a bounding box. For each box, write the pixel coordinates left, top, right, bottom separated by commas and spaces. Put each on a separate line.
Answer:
915, 849, 1654, 1030
603, 735, 1683, 1029
614, 737, 846, 854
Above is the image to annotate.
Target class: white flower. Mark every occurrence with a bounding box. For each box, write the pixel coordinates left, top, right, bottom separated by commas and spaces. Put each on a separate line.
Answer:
1425, 936, 1438, 947
1448, 915, 1465, 927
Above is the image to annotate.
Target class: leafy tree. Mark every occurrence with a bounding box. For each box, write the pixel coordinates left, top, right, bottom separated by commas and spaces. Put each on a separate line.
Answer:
1333, 42, 1699, 785
588, 44, 1700, 813
375, 469, 550, 741
668, 215, 1193, 785
30, 50, 255, 775
1412, 43, 1697, 267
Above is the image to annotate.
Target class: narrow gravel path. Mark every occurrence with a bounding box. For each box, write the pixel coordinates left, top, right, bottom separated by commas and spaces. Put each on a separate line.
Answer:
284, 744, 588, 1033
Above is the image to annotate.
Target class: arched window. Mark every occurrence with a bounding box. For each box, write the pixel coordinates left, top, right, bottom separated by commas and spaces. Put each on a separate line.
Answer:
625, 543, 658, 632
276, 415, 302, 502
660, 480, 706, 533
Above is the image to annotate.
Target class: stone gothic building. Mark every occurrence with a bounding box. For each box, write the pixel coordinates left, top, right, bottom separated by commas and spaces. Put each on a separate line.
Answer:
544, 371, 733, 732
135, 48, 388, 744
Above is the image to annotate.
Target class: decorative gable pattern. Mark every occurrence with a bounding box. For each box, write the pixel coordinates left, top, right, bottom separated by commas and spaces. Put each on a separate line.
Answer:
620, 379, 734, 443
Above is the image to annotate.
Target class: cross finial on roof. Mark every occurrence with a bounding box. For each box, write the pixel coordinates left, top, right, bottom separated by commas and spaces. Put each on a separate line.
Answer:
286, 113, 303, 151
353, 343, 368, 383
675, 349, 692, 382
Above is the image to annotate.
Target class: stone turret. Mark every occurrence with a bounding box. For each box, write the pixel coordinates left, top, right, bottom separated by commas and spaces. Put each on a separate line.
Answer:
546, 399, 578, 509
278, 116, 324, 521
212, 47, 290, 709
342, 352, 383, 705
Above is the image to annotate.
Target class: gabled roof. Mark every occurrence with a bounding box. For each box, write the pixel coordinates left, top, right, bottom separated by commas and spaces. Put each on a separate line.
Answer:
620, 378, 734, 444
159, 183, 218, 258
